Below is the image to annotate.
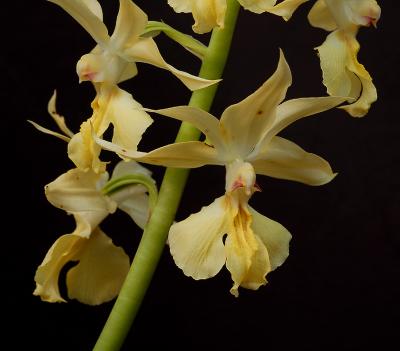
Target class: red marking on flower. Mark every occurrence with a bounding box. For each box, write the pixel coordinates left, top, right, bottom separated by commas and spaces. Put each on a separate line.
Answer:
232, 178, 244, 191
82, 71, 97, 81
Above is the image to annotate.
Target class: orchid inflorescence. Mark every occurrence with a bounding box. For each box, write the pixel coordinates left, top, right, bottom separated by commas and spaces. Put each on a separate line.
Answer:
31, 0, 380, 311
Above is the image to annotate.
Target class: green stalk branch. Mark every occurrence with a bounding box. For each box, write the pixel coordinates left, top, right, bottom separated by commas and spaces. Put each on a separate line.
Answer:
93, 1, 241, 350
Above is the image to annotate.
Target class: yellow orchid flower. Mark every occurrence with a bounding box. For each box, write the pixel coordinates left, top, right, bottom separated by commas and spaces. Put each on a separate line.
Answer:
30, 85, 153, 173
34, 161, 153, 305
168, 0, 308, 34
308, 0, 381, 117
96, 51, 347, 295
169, 160, 291, 296
48, 0, 219, 90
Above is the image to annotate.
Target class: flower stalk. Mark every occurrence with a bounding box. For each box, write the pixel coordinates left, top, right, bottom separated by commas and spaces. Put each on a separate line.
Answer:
93, 1, 241, 350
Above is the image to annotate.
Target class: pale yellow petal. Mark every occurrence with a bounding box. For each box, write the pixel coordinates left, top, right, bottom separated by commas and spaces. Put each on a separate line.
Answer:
34, 234, 83, 303
317, 30, 376, 117
81, 0, 103, 20
102, 87, 153, 152
97, 137, 221, 168
220, 50, 292, 157
240, 0, 308, 20
237, 235, 270, 291
111, 160, 152, 179
147, 106, 225, 152
317, 31, 358, 98
45, 168, 116, 237
254, 96, 346, 151
252, 136, 336, 186
112, 187, 149, 229
339, 35, 377, 117
67, 228, 130, 305
249, 207, 291, 270
110, 0, 147, 50
68, 123, 106, 173
47, 90, 74, 137
123, 37, 220, 91
308, 0, 337, 31
191, 0, 227, 34
28, 120, 71, 142
48, 0, 109, 46
264, 0, 308, 20
168, 0, 192, 13
169, 195, 228, 279
224, 201, 259, 297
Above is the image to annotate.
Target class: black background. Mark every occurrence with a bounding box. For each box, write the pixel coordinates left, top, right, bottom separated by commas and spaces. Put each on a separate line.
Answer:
9, 1, 400, 350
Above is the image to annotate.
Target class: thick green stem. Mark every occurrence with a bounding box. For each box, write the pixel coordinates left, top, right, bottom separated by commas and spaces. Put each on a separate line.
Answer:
93, 1, 240, 350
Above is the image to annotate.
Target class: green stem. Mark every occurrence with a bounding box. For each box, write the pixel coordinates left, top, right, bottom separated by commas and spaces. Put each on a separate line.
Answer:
93, 1, 240, 350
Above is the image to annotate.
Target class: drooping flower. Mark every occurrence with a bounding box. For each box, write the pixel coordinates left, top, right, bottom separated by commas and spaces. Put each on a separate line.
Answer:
96, 50, 347, 295
49, 0, 219, 90
33, 161, 153, 304
308, 0, 381, 117
30, 86, 153, 173
168, 0, 308, 34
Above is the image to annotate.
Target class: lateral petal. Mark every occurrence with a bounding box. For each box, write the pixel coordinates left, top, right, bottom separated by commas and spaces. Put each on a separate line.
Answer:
169, 196, 228, 279
97, 137, 221, 168
252, 136, 336, 186
249, 207, 291, 271
253, 96, 346, 152
123, 37, 220, 91
147, 106, 224, 151
106, 87, 153, 152
67, 228, 130, 305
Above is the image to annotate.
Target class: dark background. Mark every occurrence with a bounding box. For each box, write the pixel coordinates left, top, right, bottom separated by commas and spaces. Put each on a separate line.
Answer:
9, 0, 400, 350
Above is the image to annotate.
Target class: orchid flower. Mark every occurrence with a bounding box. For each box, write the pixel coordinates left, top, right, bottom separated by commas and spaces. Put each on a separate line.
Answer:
168, 0, 309, 34
48, 0, 218, 90
34, 161, 154, 305
308, 0, 381, 117
96, 51, 347, 295
30, 87, 153, 173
